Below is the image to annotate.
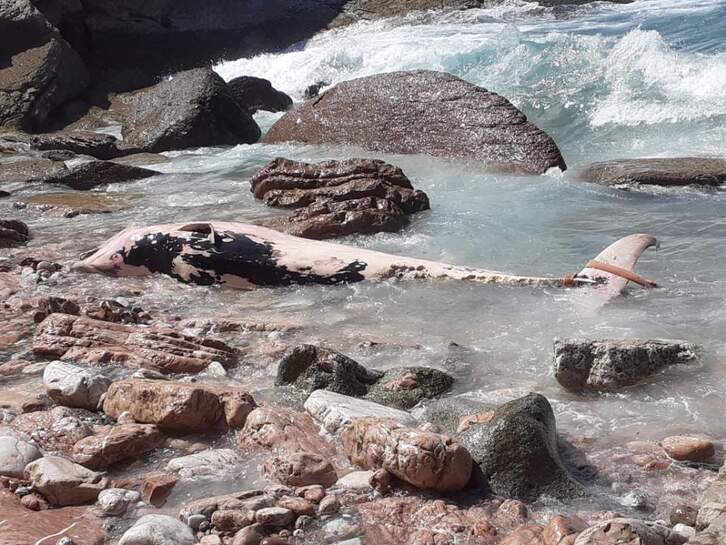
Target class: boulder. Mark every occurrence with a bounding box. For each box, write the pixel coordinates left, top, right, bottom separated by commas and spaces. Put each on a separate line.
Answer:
574, 518, 674, 545
341, 416, 472, 492
304, 390, 417, 434
96, 487, 140, 516
0, 28, 88, 131
10, 406, 98, 454
366, 367, 454, 410
456, 393, 582, 501
0, 156, 67, 184
43, 360, 111, 410
115, 68, 260, 153
0, 435, 41, 478
33, 313, 238, 374
72, 423, 164, 469
252, 158, 430, 239
262, 452, 338, 488
0, 219, 29, 248
661, 436, 715, 463
29, 130, 124, 159
25, 455, 108, 506
103, 379, 256, 433
118, 514, 195, 545
228, 76, 292, 113
553, 338, 697, 391
167, 448, 242, 479
0, 489, 105, 545
264, 71, 566, 174
579, 158, 726, 187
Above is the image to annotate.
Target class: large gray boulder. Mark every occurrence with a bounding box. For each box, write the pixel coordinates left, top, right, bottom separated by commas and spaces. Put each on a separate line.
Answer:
264, 70, 566, 174
579, 158, 726, 188
43, 361, 111, 410
454, 393, 582, 501
553, 338, 697, 391
24, 455, 108, 506
0, 435, 41, 478
118, 514, 195, 545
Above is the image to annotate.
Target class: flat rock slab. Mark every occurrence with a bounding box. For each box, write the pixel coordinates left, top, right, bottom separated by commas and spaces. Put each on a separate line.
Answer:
15, 191, 139, 216
33, 313, 238, 374
304, 390, 417, 435
579, 158, 726, 187
264, 70, 566, 175
553, 338, 697, 391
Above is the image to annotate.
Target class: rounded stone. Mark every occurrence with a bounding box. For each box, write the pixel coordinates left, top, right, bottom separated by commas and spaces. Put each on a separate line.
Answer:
661, 436, 715, 463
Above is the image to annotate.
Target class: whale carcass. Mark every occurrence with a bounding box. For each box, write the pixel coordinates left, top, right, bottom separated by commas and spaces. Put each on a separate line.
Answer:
74, 222, 658, 299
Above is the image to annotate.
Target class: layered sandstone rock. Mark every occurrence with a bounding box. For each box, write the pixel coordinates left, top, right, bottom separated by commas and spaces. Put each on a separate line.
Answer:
33, 313, 238, 374
264, 71, 566, 174
340, 416, 472, 491
103, 379, 256, 433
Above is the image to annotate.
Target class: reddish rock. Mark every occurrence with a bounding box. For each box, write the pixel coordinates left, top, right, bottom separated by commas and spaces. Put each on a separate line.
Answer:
495, 500, 529, 528
262, 452, 338, 488
543, 515, 588, 545
501, 524, 545, 545
0, 490, 105, 545
296, 485, 325, 503
276, 496, 315, 517
20, 492, 49, 511
72, 423, 164, 469
661, 436, 715, 463
370, 468, 393, 495
232, 523, 265, 545
33, 313, 237, 374
10, 406, 96, 455
141, 473, 179, 507
211, 509, 256, 532
103, 379, 256, 433
341, 417, 472, 492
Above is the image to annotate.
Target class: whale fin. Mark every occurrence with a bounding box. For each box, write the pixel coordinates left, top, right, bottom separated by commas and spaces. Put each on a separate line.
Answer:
577, 234, 658, 297
179, 222, 220, 247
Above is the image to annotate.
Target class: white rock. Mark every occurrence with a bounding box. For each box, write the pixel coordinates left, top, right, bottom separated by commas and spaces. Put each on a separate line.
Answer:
166, 448, 241, 479
671, 524, 696, 540
0, 436, 41, 478
333, 471, 374, 492
24, 455, 108, 506
118, 514, 195, 545
304, 390, 417, 434
97, 488, 141, 516
43, 361, 111, 410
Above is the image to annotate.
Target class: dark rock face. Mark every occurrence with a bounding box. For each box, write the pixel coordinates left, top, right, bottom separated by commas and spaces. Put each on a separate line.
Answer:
29, 130, 123, 160
276, 344, 453, 409
115, 68, 260, 153
264, 71, 566, 174
553, 338, 697, 391
579, 158, 726, 187
251, 157, 430, 239
0, 0, 88, 132
456, 393, 583, 501
227, 76, 292, 114
0, 219, 30, 248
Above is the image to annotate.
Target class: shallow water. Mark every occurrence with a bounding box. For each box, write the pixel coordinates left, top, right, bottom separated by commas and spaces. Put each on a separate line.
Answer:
3, 0, 726, 529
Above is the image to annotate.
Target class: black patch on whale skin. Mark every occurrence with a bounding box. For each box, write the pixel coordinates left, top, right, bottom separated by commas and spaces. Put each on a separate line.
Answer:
120, 230, 367, 287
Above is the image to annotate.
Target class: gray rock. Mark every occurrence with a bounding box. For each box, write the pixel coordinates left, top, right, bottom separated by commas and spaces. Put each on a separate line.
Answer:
24, 455, 108, 506
276, 344, 452, 409
456, 393, 582, 501
304, 390, 417, 435
579, 158, 726, 188
574, 518, 673, 545
0, 219, 29, 248
0, 157, 66, 184
332, 470, 374, 493
227, 76, 292, 114
43, 361, 111, 410
116, 68, 261, 153
264, 70, 565, 175
0, 435, 41, 478
29, 131, 124, 160
553, 338, 697, 391
166, 448, 242, 479
418, 396, 492, 435
96, 488, 140, 516
119, 514, 195, 545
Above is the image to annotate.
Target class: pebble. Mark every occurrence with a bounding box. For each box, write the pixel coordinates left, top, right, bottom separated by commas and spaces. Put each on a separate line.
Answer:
661, 436, 715, 463
318, 495, 341, 516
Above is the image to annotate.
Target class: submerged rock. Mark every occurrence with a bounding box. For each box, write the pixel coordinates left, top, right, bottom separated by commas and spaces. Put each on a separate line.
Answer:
118, 514, 195, 545
252, 158, 430, 239
0, 219, 30, 248
228, 76, 293, 113
304, 390, 418, 434
341, 416, 473, 491
579, 158, 726, 187
456, 393, 582, 501
264, 70, 566, 174
167, 448, 242, 479
33, 313, 238, 374
25, 455, 108, 506
276, 344, 452, 409
103, 379, 256, 433
43, 360, 111, 410
553, 338, 697, 391
661, 436, 715, 463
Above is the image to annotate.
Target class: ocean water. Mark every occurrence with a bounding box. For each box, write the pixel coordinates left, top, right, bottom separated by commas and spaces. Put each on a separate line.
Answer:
4, 0, 726, 523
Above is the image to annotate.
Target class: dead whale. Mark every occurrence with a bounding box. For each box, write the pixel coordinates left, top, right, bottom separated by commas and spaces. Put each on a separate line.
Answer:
73, 222, 658, 299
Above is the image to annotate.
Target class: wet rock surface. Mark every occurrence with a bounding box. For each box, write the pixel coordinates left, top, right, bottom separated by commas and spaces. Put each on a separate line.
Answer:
341, 416, 473, 491
228, 76, 293, 114
28, 130, 124, 159
553, 338, 697, 391
264, 71, 566, 174
579, 158, 726, 187
103, 379, 256, 433
0, 219, 30, 248
14, 191, 139, 216
33, 313, 238, 374
252, 158, 430, 239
